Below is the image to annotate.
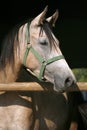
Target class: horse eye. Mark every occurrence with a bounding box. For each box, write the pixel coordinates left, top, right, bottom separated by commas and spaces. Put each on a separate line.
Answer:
40, 41, 48, 46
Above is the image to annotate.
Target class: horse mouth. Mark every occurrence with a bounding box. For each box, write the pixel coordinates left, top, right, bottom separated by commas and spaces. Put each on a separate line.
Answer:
53, 82, 77, 93
53, 85, 65, 93
53, 84, 73, 93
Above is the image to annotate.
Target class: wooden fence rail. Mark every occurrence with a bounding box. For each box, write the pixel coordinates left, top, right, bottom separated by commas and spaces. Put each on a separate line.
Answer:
0, 82, 87, 92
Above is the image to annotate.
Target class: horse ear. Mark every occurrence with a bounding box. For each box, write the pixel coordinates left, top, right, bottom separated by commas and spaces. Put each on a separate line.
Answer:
38, 6, 48, 25
46, 10, 59, 27
32, 6, 48, 26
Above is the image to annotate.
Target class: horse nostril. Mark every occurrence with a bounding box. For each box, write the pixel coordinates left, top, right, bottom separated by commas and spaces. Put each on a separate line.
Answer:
65, 77, 73, 87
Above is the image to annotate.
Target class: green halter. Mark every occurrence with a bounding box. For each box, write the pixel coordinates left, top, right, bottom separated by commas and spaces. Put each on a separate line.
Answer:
23, 22, 64, 81
23, 45, 64, 81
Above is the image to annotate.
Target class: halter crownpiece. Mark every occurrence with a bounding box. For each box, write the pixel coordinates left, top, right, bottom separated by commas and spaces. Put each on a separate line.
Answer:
23, 45, 64, 81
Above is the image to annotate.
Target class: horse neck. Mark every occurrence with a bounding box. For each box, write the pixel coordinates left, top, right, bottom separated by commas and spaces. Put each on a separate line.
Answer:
0, 55, 21, 83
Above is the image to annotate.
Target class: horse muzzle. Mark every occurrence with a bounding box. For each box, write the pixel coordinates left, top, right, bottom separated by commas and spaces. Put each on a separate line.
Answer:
53, 73, 76, 92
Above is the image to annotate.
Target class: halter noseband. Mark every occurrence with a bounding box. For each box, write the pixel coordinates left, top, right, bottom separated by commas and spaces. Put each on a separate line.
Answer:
23, 45, 64, 81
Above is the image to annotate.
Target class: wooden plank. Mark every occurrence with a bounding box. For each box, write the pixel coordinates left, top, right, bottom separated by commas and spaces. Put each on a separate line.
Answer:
66, 82, 87, 92
0, 82, 44, 91
0, 82, 86, 91
77, 82, 87, 91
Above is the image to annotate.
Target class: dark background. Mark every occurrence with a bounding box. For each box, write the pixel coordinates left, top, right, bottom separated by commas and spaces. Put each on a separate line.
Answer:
0, 0, 87, 68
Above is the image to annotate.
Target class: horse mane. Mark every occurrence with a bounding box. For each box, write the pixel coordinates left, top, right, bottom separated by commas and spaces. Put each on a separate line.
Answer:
0, 25, 20, 69
0, 19, 31, 69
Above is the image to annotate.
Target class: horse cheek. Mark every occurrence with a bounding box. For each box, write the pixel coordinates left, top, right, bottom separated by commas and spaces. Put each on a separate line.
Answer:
26, 53, 40, 71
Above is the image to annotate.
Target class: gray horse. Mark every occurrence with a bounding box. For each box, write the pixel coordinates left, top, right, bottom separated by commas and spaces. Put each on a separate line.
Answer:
0, 6, 83, 130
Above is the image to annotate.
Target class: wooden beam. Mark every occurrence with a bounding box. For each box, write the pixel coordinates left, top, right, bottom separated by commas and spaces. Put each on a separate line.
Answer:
66, 82, 87, 92
0, 82, 86, 92
77, 82, 87, 91
0, 82, 44, 91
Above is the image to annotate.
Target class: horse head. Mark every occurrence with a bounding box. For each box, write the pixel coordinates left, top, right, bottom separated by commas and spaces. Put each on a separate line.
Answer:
19, 6, 76, 92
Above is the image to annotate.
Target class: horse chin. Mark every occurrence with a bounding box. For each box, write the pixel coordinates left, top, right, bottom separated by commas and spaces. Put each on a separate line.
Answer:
53, 84, 66, 93
54, 86, 65, 93
44, 76, 65, 93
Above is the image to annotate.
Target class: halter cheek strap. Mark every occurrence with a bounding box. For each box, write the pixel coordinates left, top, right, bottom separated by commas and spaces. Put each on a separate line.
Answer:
23, 46, 31, 66
23, 45, 64, 81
